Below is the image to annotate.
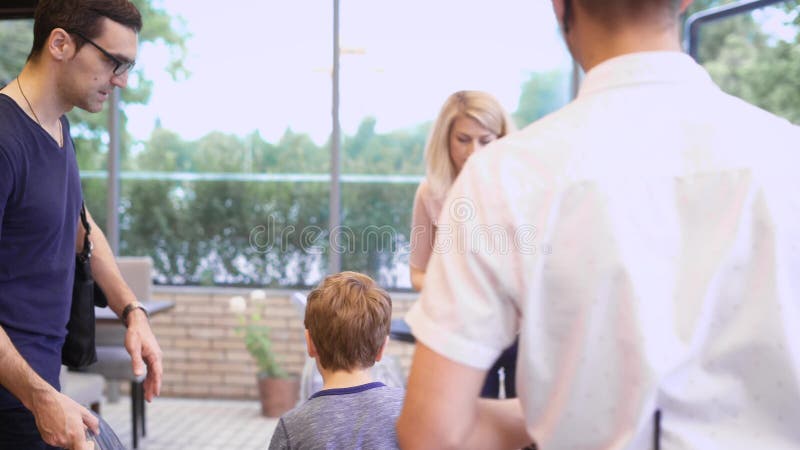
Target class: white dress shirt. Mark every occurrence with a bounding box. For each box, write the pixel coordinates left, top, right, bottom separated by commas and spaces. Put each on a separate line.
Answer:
406, 51, 800, 449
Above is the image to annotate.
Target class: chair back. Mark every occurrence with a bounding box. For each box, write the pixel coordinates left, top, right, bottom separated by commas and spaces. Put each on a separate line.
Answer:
289, 292, 308, 319
116, 256, 153, 302
95, 256, 154, 345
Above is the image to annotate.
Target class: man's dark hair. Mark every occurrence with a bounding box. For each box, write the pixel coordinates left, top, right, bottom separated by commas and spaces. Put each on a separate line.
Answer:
563, 0, 682, 31
30, 0, 142, 60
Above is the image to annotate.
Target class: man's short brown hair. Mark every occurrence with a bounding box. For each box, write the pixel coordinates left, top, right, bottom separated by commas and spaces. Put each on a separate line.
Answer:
30, 0, 142, 60
304, 271, 392, 372
567, 0, 681, 30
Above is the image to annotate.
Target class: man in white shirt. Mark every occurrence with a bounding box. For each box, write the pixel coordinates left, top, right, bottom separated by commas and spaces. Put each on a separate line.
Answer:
397, 0, 800, 449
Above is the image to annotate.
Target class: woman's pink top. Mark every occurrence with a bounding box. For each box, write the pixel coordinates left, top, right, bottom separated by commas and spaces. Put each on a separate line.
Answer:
409, 179, 445, 271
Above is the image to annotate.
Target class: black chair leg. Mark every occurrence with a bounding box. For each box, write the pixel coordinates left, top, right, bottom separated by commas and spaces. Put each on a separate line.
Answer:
139, 381, 146, 437
131, 380, 141, 449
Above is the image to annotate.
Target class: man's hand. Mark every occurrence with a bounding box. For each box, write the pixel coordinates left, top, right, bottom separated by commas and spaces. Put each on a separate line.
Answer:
125, 310, 163, 401
397, 342, 531, 449
31, 388, 99, 449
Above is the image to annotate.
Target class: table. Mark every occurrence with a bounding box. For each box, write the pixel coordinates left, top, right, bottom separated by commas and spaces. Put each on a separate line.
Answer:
390, 318, 416, 344
95, 299, 175, 323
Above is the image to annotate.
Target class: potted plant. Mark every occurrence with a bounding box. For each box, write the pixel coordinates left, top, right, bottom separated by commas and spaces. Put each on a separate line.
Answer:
229, 291, 299, 417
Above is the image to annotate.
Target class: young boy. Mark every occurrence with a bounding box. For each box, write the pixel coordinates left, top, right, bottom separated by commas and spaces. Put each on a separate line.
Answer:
268, 271, 404, 449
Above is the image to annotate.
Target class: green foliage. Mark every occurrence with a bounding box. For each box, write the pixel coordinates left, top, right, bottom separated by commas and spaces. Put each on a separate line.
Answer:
513, 70, 569, 128
133, 0, 190, 80
692, 0, 800, 124
231, 297, 288, 378
340, 182, 418, 286
0, 20, 32, 86
119, 120, 426, 287
342, 118, 428, 174
98, 0, 800, 287
4, 0, 797, 289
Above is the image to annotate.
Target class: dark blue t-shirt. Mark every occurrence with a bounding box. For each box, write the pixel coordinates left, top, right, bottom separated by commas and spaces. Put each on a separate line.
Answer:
0, 94, 82, 409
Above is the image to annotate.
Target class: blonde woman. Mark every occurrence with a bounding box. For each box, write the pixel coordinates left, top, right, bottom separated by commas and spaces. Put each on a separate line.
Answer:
409, 90, 515, 291
408, 91, 517, 399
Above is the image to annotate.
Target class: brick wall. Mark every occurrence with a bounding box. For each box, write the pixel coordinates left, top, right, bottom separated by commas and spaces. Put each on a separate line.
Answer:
148, 286, 417, 400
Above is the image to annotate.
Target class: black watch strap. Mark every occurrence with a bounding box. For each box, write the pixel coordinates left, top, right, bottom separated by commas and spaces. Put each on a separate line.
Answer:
121, 301, 149, 326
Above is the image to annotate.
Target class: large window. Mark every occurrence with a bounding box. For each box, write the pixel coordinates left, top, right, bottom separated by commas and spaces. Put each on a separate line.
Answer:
9, 2, 796, 289
122, 1, 573, 288
336, 1, 572, 288
1, 2, 573, 289
113, 1, 333, 286
691, 1, 800, 123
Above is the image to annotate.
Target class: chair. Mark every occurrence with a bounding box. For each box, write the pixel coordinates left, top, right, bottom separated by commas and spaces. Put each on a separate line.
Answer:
87, 347, 147, 449
84, 256, 153, 449
60, 365, 105, 414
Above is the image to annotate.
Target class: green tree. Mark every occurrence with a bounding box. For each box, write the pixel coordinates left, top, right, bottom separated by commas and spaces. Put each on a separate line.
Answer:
0, 20, 32, 86
343, 117, 428, 175
12, 1, 796, 289
513, 70, 569, 128
689, 0, 800, 123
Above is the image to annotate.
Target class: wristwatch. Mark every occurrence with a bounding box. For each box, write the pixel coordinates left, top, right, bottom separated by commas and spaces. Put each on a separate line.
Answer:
121, 301, 149, 327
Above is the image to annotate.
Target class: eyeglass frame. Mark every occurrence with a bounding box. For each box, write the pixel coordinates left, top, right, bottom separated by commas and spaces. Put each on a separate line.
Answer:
68, 30, 136, 76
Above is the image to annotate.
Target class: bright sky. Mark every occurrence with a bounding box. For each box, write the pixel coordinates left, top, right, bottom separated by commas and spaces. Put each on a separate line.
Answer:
126, 0, 571, 143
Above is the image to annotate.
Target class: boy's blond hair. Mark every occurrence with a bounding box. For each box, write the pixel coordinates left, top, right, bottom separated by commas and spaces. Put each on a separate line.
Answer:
304, 271, 392, 372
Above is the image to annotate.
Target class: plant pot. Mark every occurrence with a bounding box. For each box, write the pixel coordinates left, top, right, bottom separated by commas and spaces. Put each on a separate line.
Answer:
257, 375, 300, 417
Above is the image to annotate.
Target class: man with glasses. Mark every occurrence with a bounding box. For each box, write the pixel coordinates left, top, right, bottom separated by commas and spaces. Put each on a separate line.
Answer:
0, 1, 162, 449
70, 30, 137, 78
398, 0, 800, 448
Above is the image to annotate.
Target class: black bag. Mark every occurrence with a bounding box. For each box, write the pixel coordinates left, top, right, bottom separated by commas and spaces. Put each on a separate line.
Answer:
62, 203, 108, 368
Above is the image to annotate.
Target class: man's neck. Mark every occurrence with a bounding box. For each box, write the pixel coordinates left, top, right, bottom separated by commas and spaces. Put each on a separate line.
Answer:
11, 63, 68, 127
319, 366, 374, 390
572, 20, 683, 72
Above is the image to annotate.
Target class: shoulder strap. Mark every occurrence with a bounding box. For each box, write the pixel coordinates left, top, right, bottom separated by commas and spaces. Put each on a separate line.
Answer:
79, 202, 92, 258
80, 202, 91, 234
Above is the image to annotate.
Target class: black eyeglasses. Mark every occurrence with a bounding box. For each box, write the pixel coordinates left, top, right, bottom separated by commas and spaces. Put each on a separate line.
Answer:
69, 30, 135, 76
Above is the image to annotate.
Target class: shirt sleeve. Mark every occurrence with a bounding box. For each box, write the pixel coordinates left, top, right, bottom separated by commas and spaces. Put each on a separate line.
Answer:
268, 418, 291, 450
408, 182, 434, 270
406, 156, 524, 370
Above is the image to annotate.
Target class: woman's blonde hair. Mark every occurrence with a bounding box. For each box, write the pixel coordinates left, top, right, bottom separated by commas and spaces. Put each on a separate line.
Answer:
424, 90, 515, 200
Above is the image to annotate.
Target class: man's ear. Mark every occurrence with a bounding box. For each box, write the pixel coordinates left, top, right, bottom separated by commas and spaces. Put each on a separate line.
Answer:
552, 0, 574, 34
47, 28, 74, 62
374, 336, 390, 362
552, 0, 566, 27
305, 329, 317, 358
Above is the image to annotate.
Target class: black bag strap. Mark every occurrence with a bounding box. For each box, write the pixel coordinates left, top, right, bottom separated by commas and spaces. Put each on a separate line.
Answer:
78, 202, 92, 260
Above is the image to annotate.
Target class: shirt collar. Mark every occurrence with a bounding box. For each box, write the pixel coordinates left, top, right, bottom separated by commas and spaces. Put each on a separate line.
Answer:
308, 381, 386, 400
577, 51, 714, 98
